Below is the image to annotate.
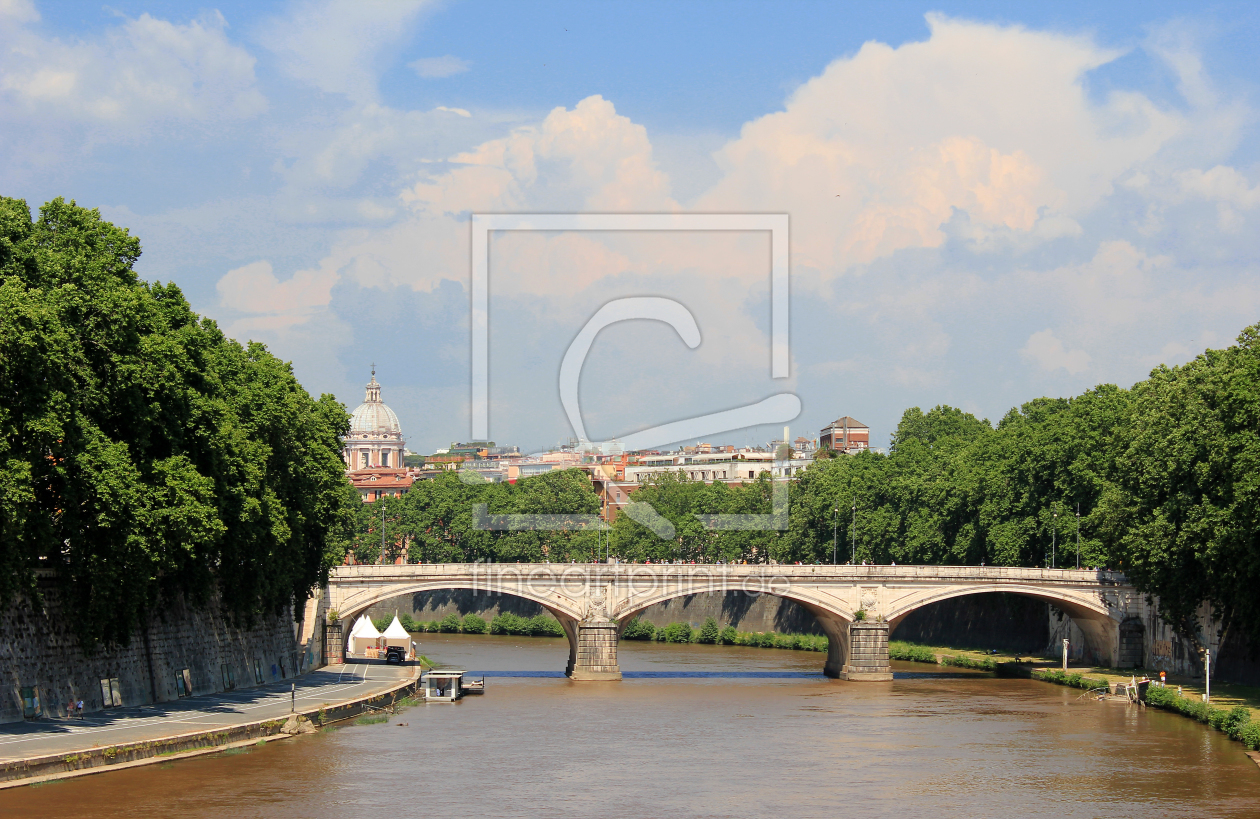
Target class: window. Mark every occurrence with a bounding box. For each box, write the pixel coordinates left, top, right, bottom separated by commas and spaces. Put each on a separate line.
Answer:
360, 450, 369, 468
20, 686, 40, 718
381, 450, 389, 467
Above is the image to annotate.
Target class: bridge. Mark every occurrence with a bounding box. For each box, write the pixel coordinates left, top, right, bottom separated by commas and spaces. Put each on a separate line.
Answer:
325, 564, 1142, 681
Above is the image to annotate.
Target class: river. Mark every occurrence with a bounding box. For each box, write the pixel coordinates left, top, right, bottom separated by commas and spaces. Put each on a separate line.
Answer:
7, 634, 1259, 818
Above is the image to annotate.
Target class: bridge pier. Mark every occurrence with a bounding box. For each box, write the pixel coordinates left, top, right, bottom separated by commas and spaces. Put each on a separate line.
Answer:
568, 617, 621, 681
821, 620, 892, 681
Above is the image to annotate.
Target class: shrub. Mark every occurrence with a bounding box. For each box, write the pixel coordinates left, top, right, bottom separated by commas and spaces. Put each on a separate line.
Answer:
718, 625, 737, 645
697, 618, 720, 645
1240, 721, 1260, 751
622, 618, 656, 641
889, 642, 937, 664
398, 614, 418, 632
372, 616, 391, 632
853, 610, 866, 621
490, 613, 528, 635
438, 613, 463, 633
662, 622, 693, 643
462, 614, 487, 634
527, 614, 564, 637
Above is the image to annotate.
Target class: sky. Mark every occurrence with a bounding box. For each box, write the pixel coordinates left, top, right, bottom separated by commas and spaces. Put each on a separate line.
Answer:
4, 0, 1260, 454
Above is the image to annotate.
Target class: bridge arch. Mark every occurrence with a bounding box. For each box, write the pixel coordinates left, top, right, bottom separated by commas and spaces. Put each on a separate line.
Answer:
333, 580, 587, 672
885, 584, 1121, 666
612, 582, 859, 677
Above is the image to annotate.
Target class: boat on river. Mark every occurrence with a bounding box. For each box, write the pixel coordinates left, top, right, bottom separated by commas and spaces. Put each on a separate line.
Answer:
421, 669, 485, 701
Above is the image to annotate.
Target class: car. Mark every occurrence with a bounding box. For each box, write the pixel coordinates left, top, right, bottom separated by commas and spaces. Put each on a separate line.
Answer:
384, 646, 407, 664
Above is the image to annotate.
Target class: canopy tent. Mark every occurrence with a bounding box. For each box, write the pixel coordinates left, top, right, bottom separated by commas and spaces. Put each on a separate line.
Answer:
348, 615, 382, 656
382, 616, 410, 648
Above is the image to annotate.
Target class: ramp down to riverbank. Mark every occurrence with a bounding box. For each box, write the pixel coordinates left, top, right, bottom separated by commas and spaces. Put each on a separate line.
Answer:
0, 662, 419, 790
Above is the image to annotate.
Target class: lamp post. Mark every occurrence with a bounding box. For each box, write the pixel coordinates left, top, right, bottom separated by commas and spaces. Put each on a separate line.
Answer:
851, 499, 857, 564
1076, 503, 1081, 570
832, 506, 839, 565
1051, 510, 1057, 569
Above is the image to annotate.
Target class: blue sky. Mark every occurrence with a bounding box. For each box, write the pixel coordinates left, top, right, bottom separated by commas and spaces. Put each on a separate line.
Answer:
4, 1, 1260, 453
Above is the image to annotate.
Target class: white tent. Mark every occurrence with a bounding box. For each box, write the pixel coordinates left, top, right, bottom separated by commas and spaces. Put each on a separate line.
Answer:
348, 615, 382, 656
382, 616, 412, 655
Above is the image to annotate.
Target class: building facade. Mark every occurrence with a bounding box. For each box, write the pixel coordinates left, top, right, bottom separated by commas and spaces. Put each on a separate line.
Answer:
819, 416, 869, 454
343, 371, 407, 470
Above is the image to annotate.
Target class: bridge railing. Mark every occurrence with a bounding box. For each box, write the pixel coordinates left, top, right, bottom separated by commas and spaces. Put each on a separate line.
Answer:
328, 562, 1127, 586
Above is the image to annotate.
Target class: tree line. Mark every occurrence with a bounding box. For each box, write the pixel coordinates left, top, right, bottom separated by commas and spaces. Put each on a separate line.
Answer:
0, 198, 352, 646
346, 322, 1260, 652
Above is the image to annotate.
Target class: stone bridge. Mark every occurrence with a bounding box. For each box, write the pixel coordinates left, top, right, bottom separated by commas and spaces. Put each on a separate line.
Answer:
325, 564, 1141, 681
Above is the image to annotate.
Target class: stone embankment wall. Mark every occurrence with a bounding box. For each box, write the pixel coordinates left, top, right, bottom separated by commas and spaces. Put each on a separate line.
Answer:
1, 579, 302, 724
895, 593, 1049, 653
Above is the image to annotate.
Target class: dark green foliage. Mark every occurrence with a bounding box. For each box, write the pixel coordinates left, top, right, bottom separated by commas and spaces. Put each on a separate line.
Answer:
526, 614, 564, 637
486, 611, 563, 636
621, 618, 656, 640
462, 614, 487, 634
889, 641, 937, 663
489, 612, 527, 635
438, 613, 462, 633
662, 622, 693, 643
372, 617, 390, 632
398, 613, 418, 632
696, 617, 720, 644
718, 625, 737, 644
1145, 685, 1260, 750
0, 197, 351, 646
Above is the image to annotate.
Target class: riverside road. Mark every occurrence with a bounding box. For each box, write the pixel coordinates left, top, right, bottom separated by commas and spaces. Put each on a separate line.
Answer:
0, 660, 414, 763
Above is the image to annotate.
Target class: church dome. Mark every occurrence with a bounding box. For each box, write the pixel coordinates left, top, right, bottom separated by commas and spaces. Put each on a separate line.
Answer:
349, 373, 402, 435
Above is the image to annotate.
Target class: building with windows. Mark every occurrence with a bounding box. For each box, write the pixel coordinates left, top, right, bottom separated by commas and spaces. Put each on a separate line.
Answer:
342, 370, 414, 502
819, 416, 869, 454
343, 370, 406, 470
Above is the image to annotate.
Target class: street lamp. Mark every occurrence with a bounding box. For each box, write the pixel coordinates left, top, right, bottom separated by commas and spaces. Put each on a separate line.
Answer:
832, 506, 839, 565
1076, 503, 1081, 570
851, 500, 857, 564
1051, 510, 1057, 569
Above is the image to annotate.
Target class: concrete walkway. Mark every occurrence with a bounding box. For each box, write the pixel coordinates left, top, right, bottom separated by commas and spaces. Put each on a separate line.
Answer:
0, 660, 414, 764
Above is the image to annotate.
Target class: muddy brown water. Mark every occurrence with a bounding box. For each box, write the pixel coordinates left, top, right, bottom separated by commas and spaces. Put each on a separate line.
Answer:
6, 634, 1259, 818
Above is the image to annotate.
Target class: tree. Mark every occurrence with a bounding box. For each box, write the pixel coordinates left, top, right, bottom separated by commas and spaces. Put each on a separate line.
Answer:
0, 197, 351, 645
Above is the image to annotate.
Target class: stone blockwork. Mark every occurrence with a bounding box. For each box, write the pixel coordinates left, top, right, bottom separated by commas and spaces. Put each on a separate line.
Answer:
1, 580, 303, 724
571, 620, 621, 680
841, 622, 892, 681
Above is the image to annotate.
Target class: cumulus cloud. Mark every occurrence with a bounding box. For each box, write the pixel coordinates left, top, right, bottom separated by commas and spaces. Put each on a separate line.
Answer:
409, 55, 470, 78
698, 14, 1183, 273
0, 10, 265, 133
216, 259, 339, 332
259, 0, 430, 103
203, 13, 1260, 450
1021, 329, 1092, 374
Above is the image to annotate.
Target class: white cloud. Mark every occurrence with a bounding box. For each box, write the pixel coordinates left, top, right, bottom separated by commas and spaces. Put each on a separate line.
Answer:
0, 10, 265, 132
1020, 329, 1092, 375
0, 0, 38, 24
698, 14, 1184, 274
409, 55, 470, 78
259, 0, 430, 103
216, 259, 339, 331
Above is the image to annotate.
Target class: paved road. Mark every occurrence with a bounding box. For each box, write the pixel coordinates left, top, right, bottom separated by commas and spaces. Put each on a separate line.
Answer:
0, 661, 416, 762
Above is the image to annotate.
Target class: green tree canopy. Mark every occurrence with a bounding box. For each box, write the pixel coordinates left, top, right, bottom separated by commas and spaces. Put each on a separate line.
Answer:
0, 197, 353, 645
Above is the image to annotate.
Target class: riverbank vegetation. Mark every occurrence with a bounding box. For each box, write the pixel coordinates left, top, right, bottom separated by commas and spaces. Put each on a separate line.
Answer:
375, 612, 566, 637
0, 198, 352, 645
622, 617, 829, 651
